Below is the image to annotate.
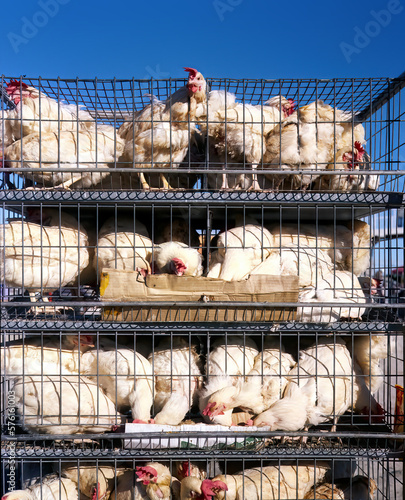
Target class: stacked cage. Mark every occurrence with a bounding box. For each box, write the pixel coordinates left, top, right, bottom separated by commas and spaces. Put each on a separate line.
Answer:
1, 72, 404, 499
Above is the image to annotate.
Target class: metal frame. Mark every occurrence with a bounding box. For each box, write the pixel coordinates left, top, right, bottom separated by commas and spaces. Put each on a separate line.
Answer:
1, 74, 404, 499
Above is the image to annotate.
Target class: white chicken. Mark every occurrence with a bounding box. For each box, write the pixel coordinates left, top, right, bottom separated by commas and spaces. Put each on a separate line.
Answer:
207, 224, 274, 281
351, 334, 388, 394
118, 67, 206, 190
60, 463, 127, 500
201, 338, 295, 420
0, 208, 89, 292
304, 475, 377, 499
269, 219, 371, 276
174, 461, 207, 482
152, 241, 203, 277
250, 245, 367, 322
250, 244, 333, 286
4, 126, 124, 189
0, 107, 15, 150
1, 334, 94, 376
179, 476, 228, 500
4, 79, 95, 139
81, 345, 154, 423
110, 463, 179, 500
199, 336, 259, 425
254, 337, 382, 430
315, 143, 379, 193
182, 464, 330, 500
263, 100, 368, 191
1, 475, 79, 500
148, 337, 203, 425
198, 91, 295, 190
253, 337, 357, 430
296, 270, 367, 323
94, 217, 152, 276
13, 374, 122, 434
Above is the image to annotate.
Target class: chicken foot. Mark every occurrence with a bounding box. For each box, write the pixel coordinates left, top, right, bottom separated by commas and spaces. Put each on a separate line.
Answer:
246, 163, 262, 191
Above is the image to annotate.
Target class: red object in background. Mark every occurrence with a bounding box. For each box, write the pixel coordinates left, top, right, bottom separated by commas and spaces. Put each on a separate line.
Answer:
394, 385, 404, 433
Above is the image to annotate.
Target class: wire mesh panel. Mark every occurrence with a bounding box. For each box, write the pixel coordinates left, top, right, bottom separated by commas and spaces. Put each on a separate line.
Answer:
0, 74, 403, 500
1, 332, 403, 449
0, 456, 402, 499
0, 202, 403, 325
1, 75, 404, 193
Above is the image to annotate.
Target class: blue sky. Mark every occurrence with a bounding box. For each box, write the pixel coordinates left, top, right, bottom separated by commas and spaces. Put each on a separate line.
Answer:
1, 0, 404, 80
1, 0, 403, 267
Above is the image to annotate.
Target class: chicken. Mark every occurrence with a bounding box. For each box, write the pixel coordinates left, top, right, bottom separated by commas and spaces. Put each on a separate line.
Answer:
250, 244, 333, 286
296, 270, 367, 323
199, 91, 295, 190
315, 144, 379, 193
254, 337, 383, 429
109, 464, 180, 500
1, 334, 94, 376
207, 225, 274, 281
199, 336, 259, 425
118, 67, 206, 190
239, 339, 296, 414
304, 475, 377, 499
135, 463, 181, 500
263, 100, 367, 191
60, 463, 127, 500
174, 461, 207, 482
148, 337, 203, 425
94, 217, 152, 276
0, 208, 89, 291
180, 477, 228, 500
183, 464, 329, 500
4, 79, 95, 139
1, 475, 79, 500
110, 469, 150, 499
249, 243, 366, 322
152, 241, 203, 277
4, 126, 124, 189
352, 334, 388, 394
253, 337, 357, 430
201, 338, 295, 420
269, 219, 371, 276
0, 108, 15, 150
81, 345, 154, 422
13, 374, 122, 434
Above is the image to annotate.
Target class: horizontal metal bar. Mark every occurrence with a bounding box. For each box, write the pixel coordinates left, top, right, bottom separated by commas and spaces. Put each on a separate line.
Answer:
0, 191, 403, 206
2, 431, 403, 441
1, 321, 402, 332
3, 300, 402, 308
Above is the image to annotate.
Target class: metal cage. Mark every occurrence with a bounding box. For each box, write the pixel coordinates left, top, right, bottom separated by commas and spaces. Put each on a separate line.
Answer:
1, 74, 404, 499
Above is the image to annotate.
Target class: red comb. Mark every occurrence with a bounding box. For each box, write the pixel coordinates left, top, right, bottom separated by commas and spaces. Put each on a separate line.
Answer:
287, 98, 296, 114
136, 466, 158, 485
172, 257, 187, 275
201, 479, 228, 499
91, 483, 100, 500
184, 67, 198, 78
6, 79, 28, 92
182, 461, 190, 477
354, 141, 364, 152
